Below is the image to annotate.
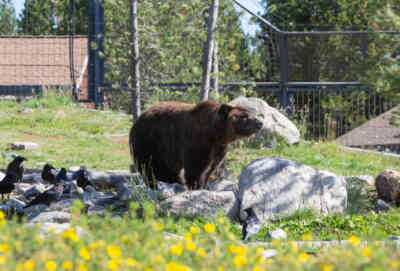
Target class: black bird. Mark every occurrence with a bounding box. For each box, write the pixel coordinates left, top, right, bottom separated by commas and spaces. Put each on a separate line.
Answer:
24, 168, 67, 208
6, 156, 27, 183
242, 207, 262, 242
0, 173, 17, 201
72, 166, 94, 189
41, 164, 57, 184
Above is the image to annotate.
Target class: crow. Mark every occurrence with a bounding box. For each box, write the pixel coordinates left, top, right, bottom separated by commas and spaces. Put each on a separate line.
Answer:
0, 173, 17, 201
24, 168, 67, 208
6, 156, 27, 183
72, 166, 94, 189
41, 163, 58, 184
242, 207, 262, 242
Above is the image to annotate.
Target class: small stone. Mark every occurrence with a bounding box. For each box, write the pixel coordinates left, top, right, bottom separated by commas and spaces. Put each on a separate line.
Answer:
266, 228, 287, 240
262, 249, 278, 259
11, 142, 40, 150
376, 199, 391, 212
6, 198, 26, 209
2, 153, 18, 159
29, 211, 71, 223
23, 184, 47, 198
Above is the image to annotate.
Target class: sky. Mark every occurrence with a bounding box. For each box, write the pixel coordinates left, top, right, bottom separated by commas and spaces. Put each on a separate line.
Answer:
12, 0, 264, 36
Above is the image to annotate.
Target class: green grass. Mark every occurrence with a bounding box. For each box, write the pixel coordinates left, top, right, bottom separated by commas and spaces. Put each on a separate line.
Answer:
1, 93, 400, 270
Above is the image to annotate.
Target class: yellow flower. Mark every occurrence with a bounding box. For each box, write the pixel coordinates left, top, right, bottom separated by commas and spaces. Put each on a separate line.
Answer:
45, 261, 57, 271
107, 245, 122, 259
299, 253, 309, 262
166, 262, 191, 271
204, 223, 215, 233
189, 226, 200, 235
79, 247, 91, 261
152, 222, 164, 231
0, 256, 5, 265
214, 248, 221, 258
218, 266, 224, 271
78, 263, 88, 271
0, 211, 5, 220
62, 261, 73, 270
24, 260, 35, 271
390, 260, 400, 269
253, 266, 262, 271
232, 63, 240, 71
197, 248, 206, 256
170, 243, 184, 256
62, 227, 79, 242
152, 255, 164, 265
185, 240, 196, 251
217, 218, 225, 224
302, 233, 313, 241
363, 247, 371, 258
184, 233, 192, 241
108, 259, 119, 271
319, 264, 334, 271
290, 241, 298, 252
0, 220, 6, 227
0, 244, 8, 252
229, 245, 246, 256
233, 255, 247, 268
125, 258, 136, 267
16, 264, 24, 271
256, 247, 263, 255
349, 235, 360, 246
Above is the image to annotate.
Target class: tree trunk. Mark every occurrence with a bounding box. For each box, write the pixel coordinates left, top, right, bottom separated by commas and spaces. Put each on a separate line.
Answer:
200, 0, 219, 101
211, 40, 219, 98
129, 0, 141, 122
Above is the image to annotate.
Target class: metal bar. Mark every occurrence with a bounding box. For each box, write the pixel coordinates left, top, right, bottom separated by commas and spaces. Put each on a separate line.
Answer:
284, 30, 397, 36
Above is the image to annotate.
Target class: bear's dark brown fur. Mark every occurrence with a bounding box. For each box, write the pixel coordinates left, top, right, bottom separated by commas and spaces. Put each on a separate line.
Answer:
129, 100, 262, 190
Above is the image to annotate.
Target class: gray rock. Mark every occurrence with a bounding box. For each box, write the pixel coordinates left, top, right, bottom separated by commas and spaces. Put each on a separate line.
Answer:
160, 190, 239, 220
2, 153, 18, 159
23, 183, 47, 198
11, 142, 40, 150
239, 157, 347, 222
87, 205, 106, 216
266, 228, 287, 240
22, 173, 43, 184
46, 199, 76, 212
29, 211, 71, 223
115, 182, 133, 201
376, 199, 391, 212
6, 198, 26, 209
206, 179, 237, 192
262, 249, 278, 259
25, 222, 85, 239
230, 96, 300, 146
156, 181, 186, 200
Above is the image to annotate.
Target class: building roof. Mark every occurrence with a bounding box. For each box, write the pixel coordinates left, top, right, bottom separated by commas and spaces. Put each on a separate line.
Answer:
336, 105, 400, 147
0, 36, 87, 86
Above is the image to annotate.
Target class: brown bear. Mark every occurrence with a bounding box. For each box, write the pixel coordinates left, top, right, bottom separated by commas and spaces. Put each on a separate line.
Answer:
129, 100, 263, 190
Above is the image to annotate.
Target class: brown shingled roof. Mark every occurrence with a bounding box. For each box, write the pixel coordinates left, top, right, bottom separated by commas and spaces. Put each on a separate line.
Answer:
336, 105, 400, 147
0, 36, 87, 86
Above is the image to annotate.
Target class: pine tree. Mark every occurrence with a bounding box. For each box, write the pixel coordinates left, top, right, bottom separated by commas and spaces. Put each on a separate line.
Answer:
18, 0, 56, 35
0, 0, 17, 35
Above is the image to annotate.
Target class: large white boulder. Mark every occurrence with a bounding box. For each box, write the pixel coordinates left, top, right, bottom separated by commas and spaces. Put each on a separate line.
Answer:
230, 96, 300, 146
239, 157, 347, 222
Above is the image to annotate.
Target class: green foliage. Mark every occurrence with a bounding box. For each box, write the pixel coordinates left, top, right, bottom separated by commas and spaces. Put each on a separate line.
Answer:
0, 0, 17, 34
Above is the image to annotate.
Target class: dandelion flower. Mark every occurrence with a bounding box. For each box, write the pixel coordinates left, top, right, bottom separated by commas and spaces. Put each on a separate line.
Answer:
78, 263, 88, 271
302, 233, 313, 241
107, 245, 122, 259
363, 247, 371, 258
233, 255, 247, 268
0, 244, 8, 252
349, 236, 360, 246
125, 258, 136, 267
79, 247, 91, 261
24, 260, 35, 271
45, 261, 57, 271
204, 223, 215, 233
253, 266, 263, 271
0, 211, 5, 220
62, 261, 73, 270
189, 226, 200, 235
108, 259, 119, 271
170, 243, 184, 256
185, 240, 196, 251
0, 256, 5, 265
299, 253, 309, 262
319, 264, 334, 271
184, 233, 192, 241
197, 248, 206, 256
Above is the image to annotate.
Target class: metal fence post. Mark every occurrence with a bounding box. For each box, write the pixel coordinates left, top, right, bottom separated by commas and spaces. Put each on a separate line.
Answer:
279, 33, 290, 110
88, 0, 105, 109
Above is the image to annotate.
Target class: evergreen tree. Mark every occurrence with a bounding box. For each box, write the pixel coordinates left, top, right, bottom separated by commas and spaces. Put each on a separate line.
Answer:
54, 0, 88, 35
18, 0, 56, 35
0, 0, 17, 35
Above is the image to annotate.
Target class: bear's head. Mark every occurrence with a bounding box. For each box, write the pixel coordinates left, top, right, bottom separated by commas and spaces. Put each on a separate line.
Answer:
218, 104, 263, 142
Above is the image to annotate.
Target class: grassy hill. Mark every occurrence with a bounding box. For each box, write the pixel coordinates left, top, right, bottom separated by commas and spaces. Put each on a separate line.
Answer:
0, 93, 400, 271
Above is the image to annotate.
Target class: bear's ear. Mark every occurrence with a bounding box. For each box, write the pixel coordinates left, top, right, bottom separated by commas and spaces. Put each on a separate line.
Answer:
218, 104, 233, 119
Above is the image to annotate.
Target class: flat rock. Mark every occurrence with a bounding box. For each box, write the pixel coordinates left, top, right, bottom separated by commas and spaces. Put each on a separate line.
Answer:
29, 211, 71, 223
10, 142, 40, 150
160, 190, 239, 220
206, 179, 237, 192
239, 157, 347, 222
